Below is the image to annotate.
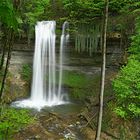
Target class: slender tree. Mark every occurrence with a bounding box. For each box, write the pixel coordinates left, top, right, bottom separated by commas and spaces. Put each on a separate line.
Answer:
0, 29, 14, 100
95, 0, 109, 139
0, 27, 7, 70
0, 0, 19, 100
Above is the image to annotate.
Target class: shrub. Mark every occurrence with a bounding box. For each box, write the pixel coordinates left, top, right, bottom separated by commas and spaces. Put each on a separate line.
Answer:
21, 64, 32, 81
0, 107, 35, 139
113, 59, 140, 118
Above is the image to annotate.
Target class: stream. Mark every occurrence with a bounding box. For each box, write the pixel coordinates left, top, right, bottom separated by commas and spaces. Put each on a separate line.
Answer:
13, 102, 86, 140
9, 49, 119, 140
9, 50, 99, 139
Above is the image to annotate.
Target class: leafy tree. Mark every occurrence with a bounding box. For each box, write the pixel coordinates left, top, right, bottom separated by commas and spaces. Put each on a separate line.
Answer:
48, 0, 66, 20
0, 0, 18, 70
20, 0, 49, 46
61, 0, 140, 22
0, 0, 18, 29
113, 59, 140, 118
113, 15, 140, 119
129, 17, 140, 60
0, 0, 19, 100
62, 0, 104, 22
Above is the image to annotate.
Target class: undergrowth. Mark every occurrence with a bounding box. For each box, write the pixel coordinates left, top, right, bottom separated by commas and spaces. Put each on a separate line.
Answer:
0, 106, 35, 140
21, 64, 32, 81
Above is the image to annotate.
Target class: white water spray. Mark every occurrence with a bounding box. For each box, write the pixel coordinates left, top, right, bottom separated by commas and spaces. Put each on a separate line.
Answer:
12, 21, 69, 110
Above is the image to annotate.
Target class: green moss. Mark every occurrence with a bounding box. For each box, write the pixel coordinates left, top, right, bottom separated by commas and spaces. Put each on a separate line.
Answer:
61, 71, 100, 100
62, 71, 88, 88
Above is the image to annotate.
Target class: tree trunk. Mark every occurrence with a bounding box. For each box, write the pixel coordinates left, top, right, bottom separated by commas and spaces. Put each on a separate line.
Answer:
0, 29, 14, 101
0, 42, 6, 70
95, 0, 109, 140
0, 27, 8, 70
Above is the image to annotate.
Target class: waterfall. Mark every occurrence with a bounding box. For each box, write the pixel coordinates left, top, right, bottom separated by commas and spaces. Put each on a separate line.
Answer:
58, 21, 69, 99
12, 21, 69, 110
31, 21, 57, 105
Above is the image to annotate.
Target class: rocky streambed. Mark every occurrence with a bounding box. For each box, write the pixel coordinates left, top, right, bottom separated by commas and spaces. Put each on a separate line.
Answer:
7, 50, 121, 140
13, 104, 86, 140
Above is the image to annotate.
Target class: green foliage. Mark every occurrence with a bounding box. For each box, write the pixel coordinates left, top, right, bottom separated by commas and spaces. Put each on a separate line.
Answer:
1, 0, 140, 31
44, 0, 66, 20
129, 17, 140, 60
18, 0, 49, 39
0, 107, 35, 139
120, 0, 140, 14
112, 3, 140, 119
61, 0, 140, 22
21, 0, 49, 26
21, 64, 32, 81
0, 0, 18, 30
62, 0, 104, 22
113, 59, 140, 118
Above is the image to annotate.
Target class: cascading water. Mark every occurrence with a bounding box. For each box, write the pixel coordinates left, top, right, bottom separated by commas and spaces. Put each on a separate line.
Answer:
31, 21, 58, 106
12, 21, 69, 110
58, 21, 69, 99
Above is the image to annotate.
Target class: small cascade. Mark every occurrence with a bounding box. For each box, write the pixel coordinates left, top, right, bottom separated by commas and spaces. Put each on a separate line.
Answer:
12, 21, 69, 110
58, 21, 69, 99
